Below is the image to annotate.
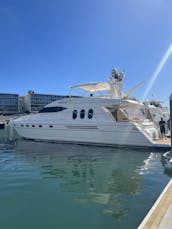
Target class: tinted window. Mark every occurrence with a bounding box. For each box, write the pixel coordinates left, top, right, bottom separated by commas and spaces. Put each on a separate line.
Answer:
88, 109, 94, 119
39, 106, 67, 113
80, 109, 85, 119
73, 110, 77, 119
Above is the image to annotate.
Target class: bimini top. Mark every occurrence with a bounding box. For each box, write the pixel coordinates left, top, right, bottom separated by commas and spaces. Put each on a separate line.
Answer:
70, 68, 144, 100
70, 82, 110, 93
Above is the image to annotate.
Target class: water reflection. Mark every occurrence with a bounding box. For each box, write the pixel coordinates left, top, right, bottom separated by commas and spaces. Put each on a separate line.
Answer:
12, 139, 155, 219
1, 127, 171, 229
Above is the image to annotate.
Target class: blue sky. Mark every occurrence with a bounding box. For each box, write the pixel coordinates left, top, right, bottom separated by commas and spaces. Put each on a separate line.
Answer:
0, 0, 172, 104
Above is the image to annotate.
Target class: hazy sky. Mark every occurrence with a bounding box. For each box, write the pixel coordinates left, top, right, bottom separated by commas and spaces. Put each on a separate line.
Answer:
0, 0, 172, 103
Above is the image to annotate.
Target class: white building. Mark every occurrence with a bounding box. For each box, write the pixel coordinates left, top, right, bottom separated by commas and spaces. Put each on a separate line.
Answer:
24, 91, 67, 113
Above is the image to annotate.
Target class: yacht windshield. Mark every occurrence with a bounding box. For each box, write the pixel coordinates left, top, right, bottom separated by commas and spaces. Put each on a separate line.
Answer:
39, 106, 67, 113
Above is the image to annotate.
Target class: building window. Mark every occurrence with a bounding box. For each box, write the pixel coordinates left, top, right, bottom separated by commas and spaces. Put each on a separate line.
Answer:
39, 106, 67, 113
88, 109, 94, 119
72, 110, 77, 119
80, 109, 85, 119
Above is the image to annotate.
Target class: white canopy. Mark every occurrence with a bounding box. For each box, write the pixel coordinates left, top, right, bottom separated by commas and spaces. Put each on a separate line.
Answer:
70, 82, 110, 92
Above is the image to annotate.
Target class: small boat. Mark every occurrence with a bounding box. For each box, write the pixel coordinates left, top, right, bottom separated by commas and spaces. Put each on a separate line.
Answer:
161, 151, 172, 169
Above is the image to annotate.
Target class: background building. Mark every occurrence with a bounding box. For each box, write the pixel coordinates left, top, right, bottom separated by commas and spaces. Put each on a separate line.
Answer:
24, 91, 66, 113
0, 93, 20, 114
19, 96, 25, 113
0, 90, 81, 114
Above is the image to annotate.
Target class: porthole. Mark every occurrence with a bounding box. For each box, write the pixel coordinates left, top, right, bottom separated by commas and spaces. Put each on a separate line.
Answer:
88, 109, 94, 119
80, 109, 85, 119
73, 110, 77, 119
32, 125, 35, 127
21, 124, 23, 127
39, 125, 42, 128
49, 125, 53, 128
26, 124, 29, 127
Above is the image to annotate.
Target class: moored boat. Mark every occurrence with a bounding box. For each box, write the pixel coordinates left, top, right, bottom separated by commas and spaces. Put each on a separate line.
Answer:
10, 69, 170, 148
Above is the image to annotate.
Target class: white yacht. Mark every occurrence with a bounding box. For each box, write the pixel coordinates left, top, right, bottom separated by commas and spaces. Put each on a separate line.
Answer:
11, 69, 170, 148
143, 99, 170, 132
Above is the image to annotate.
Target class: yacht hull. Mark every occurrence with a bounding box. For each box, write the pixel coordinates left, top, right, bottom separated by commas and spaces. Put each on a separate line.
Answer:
13, 123, 154, 147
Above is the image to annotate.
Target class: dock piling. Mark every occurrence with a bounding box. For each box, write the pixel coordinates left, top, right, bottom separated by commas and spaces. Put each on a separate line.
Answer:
170, 94, 172, 148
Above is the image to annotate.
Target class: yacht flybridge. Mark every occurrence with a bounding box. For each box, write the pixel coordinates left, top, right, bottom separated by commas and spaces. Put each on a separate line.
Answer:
11, 69, 170, 148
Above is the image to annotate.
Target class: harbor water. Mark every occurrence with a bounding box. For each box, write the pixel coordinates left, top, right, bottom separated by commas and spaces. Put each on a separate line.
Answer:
0, 127, 171, 229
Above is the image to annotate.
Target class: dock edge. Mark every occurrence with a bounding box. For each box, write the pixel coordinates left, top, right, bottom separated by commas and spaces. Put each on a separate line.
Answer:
138, 178, 172, 229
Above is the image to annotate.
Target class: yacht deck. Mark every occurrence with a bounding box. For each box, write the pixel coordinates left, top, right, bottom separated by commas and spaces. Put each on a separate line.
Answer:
154, 138, 171, 145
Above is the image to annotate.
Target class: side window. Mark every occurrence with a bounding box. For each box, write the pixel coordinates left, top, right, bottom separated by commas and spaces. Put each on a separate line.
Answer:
39, 106, 67, 113
73, 110, 77, 119
88, 109, 93, 119
80, 109, 85, 119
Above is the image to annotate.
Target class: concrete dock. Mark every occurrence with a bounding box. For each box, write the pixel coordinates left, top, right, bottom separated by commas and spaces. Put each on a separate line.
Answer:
155, 138, 171, 145
138, 179, 172, 229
